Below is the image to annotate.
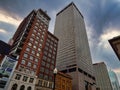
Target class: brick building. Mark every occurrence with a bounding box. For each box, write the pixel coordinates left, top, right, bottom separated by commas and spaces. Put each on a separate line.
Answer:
55, 72, 72, 90
7, 9, 58, 90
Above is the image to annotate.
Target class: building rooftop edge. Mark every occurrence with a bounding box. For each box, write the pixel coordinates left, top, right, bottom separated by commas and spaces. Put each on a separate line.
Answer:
47, 31, 59, 41
38, 9, 51, 20
108, 36, 120, 61
56, 2, 83, 18
93, 62, 105, 65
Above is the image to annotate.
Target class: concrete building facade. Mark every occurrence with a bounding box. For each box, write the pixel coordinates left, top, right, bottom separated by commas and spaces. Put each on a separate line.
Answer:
93, 62, 113, 90
54, 2, 96, 90
109, 35, 120, 61
7, 9, 58, 90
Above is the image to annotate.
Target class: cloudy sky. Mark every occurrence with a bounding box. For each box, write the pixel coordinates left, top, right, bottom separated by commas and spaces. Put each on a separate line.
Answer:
0, 0, 120, 83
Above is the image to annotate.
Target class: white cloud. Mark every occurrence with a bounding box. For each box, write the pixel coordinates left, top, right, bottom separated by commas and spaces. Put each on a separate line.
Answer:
0, 11, 21, 26
114, 68, 120, 73
0, 29, 7, 34
99, 28, 120, 49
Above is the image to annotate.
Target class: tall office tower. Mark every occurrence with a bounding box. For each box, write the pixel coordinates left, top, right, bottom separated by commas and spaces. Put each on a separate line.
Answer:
93, 62, 113, 90
54, 2, 96, 90
7, 9, 58, 90
109, 70, 120, 90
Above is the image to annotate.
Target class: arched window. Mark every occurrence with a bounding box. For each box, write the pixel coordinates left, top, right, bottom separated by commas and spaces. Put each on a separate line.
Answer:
11, 83, 18, 90
27, 86, 31, 90
20, 85, 25, 90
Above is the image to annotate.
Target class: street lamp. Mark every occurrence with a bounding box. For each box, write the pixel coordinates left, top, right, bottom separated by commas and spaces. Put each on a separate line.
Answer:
53, 68, 58, 90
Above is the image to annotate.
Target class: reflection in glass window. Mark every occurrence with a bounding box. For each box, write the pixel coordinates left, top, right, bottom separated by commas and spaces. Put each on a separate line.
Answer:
33, 64, 37, 69
27, 62, 32, 67
30, 56, 34, 60
40, 67, 44, 72
24, 53, 28, 58
26, 48, 30, 52
21, 60, 26, 64
41, 61, 45, 66
28, 43, 32, 46
36, 53, 40, 57
35, 58, 38, 62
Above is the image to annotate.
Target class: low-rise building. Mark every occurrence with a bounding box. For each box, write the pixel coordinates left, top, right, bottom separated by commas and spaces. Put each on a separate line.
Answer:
55, 71, 72, 90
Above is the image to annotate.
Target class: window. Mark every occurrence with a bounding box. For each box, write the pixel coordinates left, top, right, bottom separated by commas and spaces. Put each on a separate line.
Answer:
35, 41, 38, 45
47, 58, 51, 62
41, 61, 45, 66
39, 29, 42, 32
27, 86, 32, 90
24, 53, 28, 58
40, 39, 43, 42
20, 85, 25, 90
33, 29, 37, 33
36, 36, 39, 40
31, 50, 35, 54
41, 35, 44, 38
52, 55, 55, 59
36, 53, 40, 57
38, 32, 40, 36
29, 78, 34, 83
39, 73, 43, 78
43, 56, 47, 60
46, 42, 49, 46
32, 34, 35, 37
46, 63, 50, 68
48, 53, 51, 57
30, 56, 34, 60
49, 76, 53, 81
28, 43, 32, 46
33, 64, 37, 69
30, 38, 34, 42
44, 51, 47, 55
50, 45, 53, 49
40, 67, 44, 72
44, 75, 48, 80
15, 74, 21, 80
38, 80, 43, 86
27, 62, 32, 67
51, 41, 53, 45
45, 69, 49, 74
11, 84, 18, 90
54, 47, 56, 51
45, 46, 48, 50
38, 48, 41, 52
34, 26, 38, 29
49, 49, 52, 53
26, 48, 30, 52
31, 71, 35, 75
51, 60, 54, 64
21, 60, 25, 64
47, 39, 50, 43
39, 43, 42, 47
33, 45, 37, 49
35, 58, 38, 62
51, 65, 54, 69
49, 83, 53, 88
23, 76, 28, 82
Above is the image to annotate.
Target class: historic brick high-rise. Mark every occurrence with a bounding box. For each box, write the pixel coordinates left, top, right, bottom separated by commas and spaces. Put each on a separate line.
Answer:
54, 2, 96, 90
7, 9, 58, 90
